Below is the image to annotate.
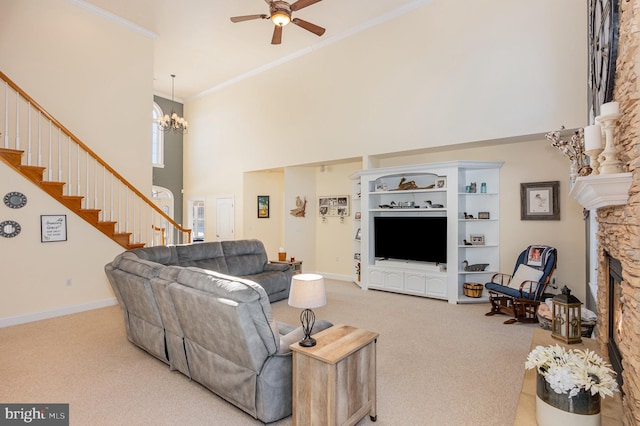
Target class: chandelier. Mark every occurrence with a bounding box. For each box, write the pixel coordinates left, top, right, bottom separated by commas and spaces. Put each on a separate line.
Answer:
157, 74, 188, 134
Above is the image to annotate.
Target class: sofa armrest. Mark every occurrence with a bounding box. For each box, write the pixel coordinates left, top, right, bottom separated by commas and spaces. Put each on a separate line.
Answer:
277, 319, 333, 355
265, 262, 291, 273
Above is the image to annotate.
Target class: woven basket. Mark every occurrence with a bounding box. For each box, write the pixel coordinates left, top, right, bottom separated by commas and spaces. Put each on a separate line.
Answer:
463, 282, 483, 298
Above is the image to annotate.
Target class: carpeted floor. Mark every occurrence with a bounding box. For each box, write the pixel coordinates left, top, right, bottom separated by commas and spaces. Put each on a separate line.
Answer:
0, 279, 537, 425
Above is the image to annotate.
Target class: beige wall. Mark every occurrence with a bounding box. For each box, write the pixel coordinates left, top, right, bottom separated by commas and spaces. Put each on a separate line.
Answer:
0, 0, 154, 323
184, 0, 586, 240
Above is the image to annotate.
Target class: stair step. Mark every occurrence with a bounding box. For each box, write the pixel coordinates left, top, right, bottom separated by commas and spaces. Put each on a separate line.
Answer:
0, 148, 24, 166
127, 243, 146, 249
18, 165, 46, 182
60, 195, 84, 211
78, 209, 101, 223
96, 221, 117, 234
113, 232, 132, 245
39, 181, 65, 197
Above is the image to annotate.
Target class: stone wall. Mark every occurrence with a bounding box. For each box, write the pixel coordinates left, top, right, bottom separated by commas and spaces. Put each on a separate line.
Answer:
595, 1, 640, 424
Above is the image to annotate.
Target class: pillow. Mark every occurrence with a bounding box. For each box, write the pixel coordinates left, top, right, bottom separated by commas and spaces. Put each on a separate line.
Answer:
509, 264, 544, 291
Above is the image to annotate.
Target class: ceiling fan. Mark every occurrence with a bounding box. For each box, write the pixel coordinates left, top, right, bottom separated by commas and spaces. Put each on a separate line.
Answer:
230, 0, 326, 45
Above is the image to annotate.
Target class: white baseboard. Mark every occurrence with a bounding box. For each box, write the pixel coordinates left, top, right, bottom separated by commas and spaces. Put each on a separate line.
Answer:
315, 272, 352, 282
0, 298, 118, 328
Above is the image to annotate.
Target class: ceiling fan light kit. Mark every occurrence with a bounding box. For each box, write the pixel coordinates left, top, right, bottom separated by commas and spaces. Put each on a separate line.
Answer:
231, 0, 325, 45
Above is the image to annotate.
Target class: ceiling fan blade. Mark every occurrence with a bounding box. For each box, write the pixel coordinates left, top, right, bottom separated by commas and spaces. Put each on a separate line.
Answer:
290, 0, 322, 11
230, 14, 268, 23
271, 25, 283, 45
292, 18, 325, 36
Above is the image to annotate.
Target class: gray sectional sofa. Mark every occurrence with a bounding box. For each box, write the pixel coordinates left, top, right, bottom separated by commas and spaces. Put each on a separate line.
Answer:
104, 239, 332, 423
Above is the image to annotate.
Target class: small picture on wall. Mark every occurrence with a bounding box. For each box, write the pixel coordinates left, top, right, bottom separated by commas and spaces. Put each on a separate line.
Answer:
520, 181, 560, 220
257, 195, 269, 218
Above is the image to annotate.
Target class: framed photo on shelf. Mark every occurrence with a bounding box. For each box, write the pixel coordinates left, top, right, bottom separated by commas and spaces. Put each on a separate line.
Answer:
354, 212, 361, 220
469, 234, 485, 245
41, 214, 67, 242
257, 195, 269, 218
478, 211, 490, 220
354, 253, 361, 260
520, 181, 560, 220
436, 178, 446, 188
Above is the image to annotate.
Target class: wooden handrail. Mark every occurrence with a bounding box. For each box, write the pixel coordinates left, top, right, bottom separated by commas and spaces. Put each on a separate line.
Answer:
1, 70, 192, 241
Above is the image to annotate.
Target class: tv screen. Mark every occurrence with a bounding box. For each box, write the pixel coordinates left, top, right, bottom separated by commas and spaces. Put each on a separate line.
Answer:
374, 216, 447, 264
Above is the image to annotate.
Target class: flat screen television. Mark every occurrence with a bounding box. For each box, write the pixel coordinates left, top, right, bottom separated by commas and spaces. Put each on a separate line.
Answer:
374, 216, 447, 264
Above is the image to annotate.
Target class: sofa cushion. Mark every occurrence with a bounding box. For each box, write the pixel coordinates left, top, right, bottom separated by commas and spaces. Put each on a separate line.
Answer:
222, 239, 268, 276
128, 245, 179, 265
176, 242, 229, 274
175, 267, 280, 352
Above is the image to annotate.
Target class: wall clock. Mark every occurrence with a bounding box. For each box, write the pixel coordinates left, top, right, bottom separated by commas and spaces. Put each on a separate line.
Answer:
3, 191, 27, 209
588, 0, 620, 120
0, 220, 21, 238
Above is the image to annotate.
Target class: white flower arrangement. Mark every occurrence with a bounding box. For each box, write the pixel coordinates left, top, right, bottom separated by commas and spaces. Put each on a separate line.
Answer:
525, 344, 619, 399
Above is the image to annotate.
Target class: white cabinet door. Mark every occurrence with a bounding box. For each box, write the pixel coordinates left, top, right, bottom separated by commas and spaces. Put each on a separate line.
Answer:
405, 272, 426, 295
386, 271, 404, 291
426, 275, 447, 298
368, 268, 385, 289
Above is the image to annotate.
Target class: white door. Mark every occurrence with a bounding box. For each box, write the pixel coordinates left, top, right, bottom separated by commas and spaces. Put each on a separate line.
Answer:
215, 197, 234, 241
152, 186, 174, 244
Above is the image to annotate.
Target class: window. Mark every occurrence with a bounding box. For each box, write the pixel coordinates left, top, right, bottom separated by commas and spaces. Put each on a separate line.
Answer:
152, 102, 164, 167
190, 200, 205, 242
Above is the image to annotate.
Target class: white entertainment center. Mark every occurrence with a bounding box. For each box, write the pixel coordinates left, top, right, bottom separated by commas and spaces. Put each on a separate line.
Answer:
351, 161, 503, 304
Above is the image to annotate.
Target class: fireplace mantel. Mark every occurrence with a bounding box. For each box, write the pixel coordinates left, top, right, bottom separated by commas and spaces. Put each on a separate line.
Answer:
569, 172, 632, 210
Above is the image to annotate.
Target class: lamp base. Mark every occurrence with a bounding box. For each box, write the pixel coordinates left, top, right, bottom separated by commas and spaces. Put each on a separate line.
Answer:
299, 336, 317, 347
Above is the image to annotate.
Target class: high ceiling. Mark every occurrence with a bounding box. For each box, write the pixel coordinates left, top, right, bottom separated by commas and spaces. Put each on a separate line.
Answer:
80, 0, 426, 100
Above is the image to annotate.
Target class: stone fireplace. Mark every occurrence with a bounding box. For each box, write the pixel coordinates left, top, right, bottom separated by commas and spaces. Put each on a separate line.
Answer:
568, 1, 639, 424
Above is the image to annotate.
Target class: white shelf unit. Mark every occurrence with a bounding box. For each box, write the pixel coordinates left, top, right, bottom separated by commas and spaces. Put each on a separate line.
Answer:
352, 178, 362, 286
351, 161, 503, 304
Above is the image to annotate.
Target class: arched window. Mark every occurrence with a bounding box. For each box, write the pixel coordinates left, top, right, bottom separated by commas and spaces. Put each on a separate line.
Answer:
152, 102, 164, 167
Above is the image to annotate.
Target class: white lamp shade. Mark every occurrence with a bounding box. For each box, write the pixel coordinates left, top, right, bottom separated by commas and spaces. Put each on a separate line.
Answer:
288, 274, 326, 309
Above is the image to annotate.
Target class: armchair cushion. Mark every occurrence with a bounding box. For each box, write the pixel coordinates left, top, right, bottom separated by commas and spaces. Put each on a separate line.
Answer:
509, 264, 544, 289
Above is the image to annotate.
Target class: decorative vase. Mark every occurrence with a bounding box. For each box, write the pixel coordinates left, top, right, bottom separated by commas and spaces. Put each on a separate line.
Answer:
536, 372, 601, 426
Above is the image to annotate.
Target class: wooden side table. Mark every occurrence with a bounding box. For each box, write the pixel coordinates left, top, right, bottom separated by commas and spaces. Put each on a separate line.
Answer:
290, 324, 379, 425
270, 260, 303, 275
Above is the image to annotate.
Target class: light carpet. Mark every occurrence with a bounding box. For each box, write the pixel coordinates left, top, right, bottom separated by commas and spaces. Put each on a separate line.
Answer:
0, 279, 537, 425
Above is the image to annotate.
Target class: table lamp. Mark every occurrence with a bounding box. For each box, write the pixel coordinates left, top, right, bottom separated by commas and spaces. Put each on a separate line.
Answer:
288, 274, 326, 347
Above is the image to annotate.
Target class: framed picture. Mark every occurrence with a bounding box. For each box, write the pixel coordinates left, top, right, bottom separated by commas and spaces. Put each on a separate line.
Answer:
469, 234, 485, 245
257, 195, 269, 218
354, 252, 361, 260
436, 178, 446, 189
520, 181, 560, 220
478, 211, 490, 220
354, 212, 361, 220
41, 215, 67, 242
318, 195, 349, 217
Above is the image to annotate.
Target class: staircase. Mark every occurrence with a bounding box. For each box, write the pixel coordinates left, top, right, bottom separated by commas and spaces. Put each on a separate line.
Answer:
0, 71, 191, 249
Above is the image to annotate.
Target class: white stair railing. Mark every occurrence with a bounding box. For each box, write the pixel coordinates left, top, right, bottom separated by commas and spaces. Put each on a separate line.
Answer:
0, 71, 191, 247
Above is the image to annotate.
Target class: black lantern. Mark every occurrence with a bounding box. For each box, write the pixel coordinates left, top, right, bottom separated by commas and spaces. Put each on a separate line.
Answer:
551, 286, 582, 344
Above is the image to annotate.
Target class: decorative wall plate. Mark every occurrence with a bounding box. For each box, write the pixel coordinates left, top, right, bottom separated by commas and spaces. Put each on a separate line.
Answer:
0, 220, 21, 238
3, 192, 27, 209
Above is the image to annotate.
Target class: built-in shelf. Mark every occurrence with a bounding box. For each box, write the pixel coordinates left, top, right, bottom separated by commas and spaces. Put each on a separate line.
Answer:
569, 172, 632, 210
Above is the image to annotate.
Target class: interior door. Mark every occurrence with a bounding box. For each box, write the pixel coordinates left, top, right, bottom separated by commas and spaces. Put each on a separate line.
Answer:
215, 197, 234, 241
